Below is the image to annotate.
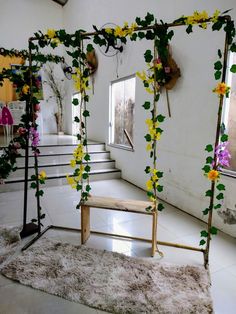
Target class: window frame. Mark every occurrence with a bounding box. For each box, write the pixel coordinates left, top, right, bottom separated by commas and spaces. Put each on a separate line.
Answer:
108, 74, 136, 151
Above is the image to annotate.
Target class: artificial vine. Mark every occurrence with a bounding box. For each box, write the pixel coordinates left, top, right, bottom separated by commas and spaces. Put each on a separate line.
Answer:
1, 10, 235, 250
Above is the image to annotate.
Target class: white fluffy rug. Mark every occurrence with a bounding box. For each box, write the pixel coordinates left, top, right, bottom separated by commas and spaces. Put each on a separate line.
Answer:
0, 225, 21, 265
1, 238, 213, 313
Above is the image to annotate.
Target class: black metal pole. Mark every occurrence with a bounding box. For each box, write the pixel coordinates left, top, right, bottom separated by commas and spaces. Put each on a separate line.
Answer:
20, 39, 40, 238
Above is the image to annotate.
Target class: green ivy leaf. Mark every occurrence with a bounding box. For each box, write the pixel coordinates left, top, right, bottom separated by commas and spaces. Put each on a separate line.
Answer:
199, 239, 206, 246
210, 226, 218, 235
144, 49, 153, 63
214, 61, 222, 70
205, 190, 213, 197
83, 110, 90, 117
205, 144, 213, 152
72, 98, 79, 106
77, 134, 81, 140
200, 230, 208, 237
156, 114, 165, 123
218, 49, 222, 58
30, 182, 37, 189
214, 204, 222, 209
31, 218, 37, 223
146, 206, 153, 212
157, 171, 163, 178
202, 208, 209, 215
221, 134, 228, 142
212, 20, 223, 31
206, 156, 213, 164
138, 32, 145, 39
84, 154, 90, 161
230, 64, 236, 73
230, 43, 236, 52
144, 134, 152, 142
158, 203, 164, 211
86, 184, 91, 192
216, 183, 225, 191
76, 184, 82, 191
36, 190, 44, 197
202, 165, 211, 173
31, 175, 36, 180
214, 70, 221, 80
82, 173, 89, 180
86, 44, 94, 52
84, 165, 91, 173
186, 25, 193, 34
144, 166, 150, 174
74, 116, 80, 123
130, 33, 137, 41
216, 193, 224, 200
142, 101, 151, 110
40, 213, 46, 219
157, 185, 163, 192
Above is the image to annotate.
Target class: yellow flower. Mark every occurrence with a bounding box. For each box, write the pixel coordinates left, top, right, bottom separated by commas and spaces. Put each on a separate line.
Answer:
207, 170, 220, 181
105, 28, 113, 34
70, 160, 76, 168
146, 143, 152, 151
51, 38, 61, 46
47, 29, 56, 39
213, 82, 230, 96
145, 119, 153, 127
186, 16, 195, 25
212, 10, 220, 23
66, 175, 76, 189
114, 26, 123, 37
38, 170, 47, 180
145, 87, 154, 94
146, 180, 153, 191
136, 71, 147, 81
22, 84, 30, 95
201, 22, 207, 29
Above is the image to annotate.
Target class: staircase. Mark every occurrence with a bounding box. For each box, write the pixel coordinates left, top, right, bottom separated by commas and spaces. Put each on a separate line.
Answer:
0, 140, 121, 192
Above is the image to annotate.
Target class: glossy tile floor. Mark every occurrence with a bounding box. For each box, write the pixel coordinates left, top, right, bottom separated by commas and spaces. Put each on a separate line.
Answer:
0, 134, 99, 147
0, 179, 236, 314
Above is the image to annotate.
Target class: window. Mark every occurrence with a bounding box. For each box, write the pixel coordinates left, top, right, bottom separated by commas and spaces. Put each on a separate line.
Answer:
72, 92, 81, 135
109, 76, 135, 149
223, 52, 236, 173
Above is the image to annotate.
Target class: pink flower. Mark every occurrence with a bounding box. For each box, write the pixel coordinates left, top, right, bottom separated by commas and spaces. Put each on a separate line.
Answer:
13, 142, 21, 149
29, 127, 40, 148
215, 141, 231, 168
17, 127, 27, 135
164, 67, 171, 73
35, 104, 40, 112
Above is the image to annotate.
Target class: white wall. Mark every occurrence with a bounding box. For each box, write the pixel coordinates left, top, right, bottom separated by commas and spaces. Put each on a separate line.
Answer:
0, 0, 64, 134
63, 0, 236, 236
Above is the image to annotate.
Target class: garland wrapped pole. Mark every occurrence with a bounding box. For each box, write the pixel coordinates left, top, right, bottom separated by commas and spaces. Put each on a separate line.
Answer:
204, 26, 230, 267
16, 11, 235, 267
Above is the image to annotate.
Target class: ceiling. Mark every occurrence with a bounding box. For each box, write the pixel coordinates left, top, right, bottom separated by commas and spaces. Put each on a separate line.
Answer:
52, 0, 68, 6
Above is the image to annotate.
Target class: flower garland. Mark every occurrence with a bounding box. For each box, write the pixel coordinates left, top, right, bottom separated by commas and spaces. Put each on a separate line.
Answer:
1, 10, 235, 249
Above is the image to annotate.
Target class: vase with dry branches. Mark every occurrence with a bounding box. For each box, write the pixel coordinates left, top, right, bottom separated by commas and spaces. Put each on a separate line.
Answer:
43, 62, 65, 134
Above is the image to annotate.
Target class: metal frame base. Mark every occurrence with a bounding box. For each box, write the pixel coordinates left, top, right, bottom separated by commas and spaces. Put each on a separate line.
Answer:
22, 225, 205, 258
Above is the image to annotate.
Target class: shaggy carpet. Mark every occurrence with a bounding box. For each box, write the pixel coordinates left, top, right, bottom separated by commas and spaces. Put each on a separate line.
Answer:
0, 225, 21, 265
1, 238, 213, 314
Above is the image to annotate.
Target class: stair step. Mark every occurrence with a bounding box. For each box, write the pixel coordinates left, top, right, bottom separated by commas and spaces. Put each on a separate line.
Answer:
0, 169, 121, 192
17, 143, 106, 156
9, 160, 116, 178
16, 151, 111, 167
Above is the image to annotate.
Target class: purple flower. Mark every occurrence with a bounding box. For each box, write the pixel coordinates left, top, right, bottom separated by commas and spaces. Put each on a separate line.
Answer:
215, 141, 231, 168
29, 127, 40, 149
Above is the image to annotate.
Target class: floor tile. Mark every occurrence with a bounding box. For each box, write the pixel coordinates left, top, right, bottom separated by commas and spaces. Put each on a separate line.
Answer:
0, 282, 97, 314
